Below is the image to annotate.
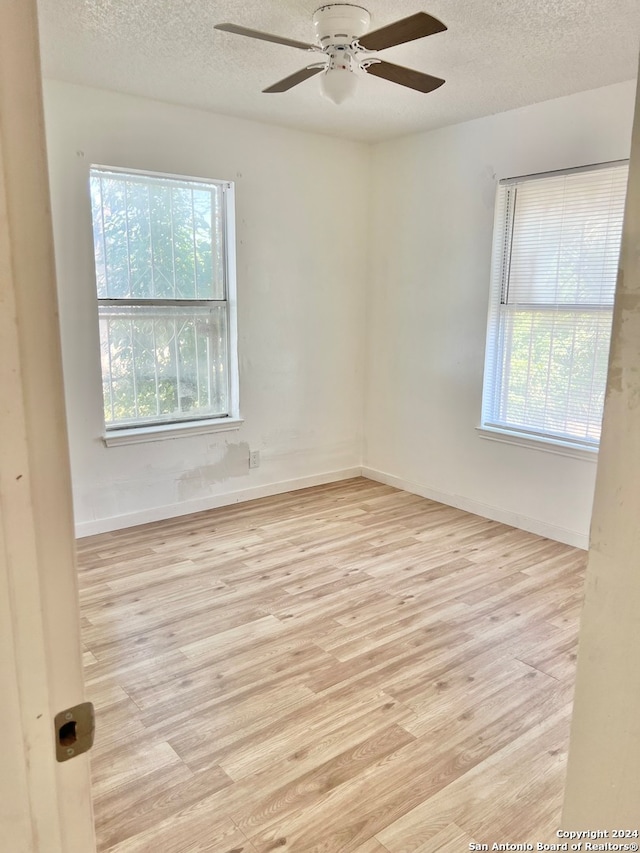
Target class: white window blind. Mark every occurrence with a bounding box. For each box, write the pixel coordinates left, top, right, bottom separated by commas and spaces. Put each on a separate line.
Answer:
481, 161, 629, 449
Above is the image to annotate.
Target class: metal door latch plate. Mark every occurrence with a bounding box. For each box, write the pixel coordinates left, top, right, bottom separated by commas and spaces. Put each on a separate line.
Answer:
54, 702, 95, 762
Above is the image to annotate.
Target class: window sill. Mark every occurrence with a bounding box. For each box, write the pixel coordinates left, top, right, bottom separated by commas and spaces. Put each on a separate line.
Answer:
103, 417, 244, 447
476, 425, 599, 461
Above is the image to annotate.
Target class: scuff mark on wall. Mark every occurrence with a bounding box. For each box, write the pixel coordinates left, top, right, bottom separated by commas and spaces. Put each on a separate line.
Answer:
607, 290, 640, 406
177, 441, 250, 501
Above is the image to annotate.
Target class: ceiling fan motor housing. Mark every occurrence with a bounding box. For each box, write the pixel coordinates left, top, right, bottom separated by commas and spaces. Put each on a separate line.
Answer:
313, 4, 371, 47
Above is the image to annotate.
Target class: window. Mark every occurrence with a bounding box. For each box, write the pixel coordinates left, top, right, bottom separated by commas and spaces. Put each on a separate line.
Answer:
89, 166, 238, 436
481, 161, 628, 451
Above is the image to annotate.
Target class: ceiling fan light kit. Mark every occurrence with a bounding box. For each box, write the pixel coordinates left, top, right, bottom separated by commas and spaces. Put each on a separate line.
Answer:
215, 4, 447, 104
321, 64, 359, 104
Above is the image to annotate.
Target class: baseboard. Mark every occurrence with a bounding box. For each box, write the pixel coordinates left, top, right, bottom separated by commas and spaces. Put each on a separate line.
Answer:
361, 466, 589, 550
75, 467, 363, 537
76, 464, 590, 550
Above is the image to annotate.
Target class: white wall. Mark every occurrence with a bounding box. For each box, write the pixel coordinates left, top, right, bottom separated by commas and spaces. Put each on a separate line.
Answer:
44, 79, 638, 543
43, 81, 368, 536
364, 81, 637, 547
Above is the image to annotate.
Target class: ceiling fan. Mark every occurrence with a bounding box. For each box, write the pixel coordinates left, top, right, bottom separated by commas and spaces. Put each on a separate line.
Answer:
215, 4, 447, 104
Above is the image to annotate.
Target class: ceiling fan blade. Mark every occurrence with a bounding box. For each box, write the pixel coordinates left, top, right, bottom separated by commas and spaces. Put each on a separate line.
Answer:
365, 60, 445, 93
263, 66, 324, 93
215, 23, 321, 52
359, 12, 447, 52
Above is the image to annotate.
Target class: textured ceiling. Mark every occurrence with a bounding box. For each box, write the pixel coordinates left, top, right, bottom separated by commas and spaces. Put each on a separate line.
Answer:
37, 0, 640, 142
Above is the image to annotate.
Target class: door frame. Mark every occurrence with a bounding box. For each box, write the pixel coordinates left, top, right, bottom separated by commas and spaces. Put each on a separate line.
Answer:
0, 0, 95, 849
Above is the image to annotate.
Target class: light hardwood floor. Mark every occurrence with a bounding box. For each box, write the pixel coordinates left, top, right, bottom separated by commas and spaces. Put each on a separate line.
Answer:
76, 477, 586, 853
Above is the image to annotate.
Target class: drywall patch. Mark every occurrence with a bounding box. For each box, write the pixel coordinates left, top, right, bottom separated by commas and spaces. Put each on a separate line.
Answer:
177, 441, 250, 501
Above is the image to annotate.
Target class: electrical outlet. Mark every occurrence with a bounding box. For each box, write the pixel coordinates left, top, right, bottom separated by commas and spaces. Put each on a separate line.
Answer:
249, 450, 260, 469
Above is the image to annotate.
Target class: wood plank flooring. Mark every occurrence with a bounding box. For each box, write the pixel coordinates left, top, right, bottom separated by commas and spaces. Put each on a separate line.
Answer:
76, 477, 586, 853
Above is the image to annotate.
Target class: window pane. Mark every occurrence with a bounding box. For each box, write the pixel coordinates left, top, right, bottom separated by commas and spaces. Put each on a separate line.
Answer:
99, 177, 130, 298
125, 180, 153, 298
99, 305, 229, 427
90, 175, 107, 298
193, 188, 215, 299
90, 170, 225, 301
496, 308, 612, 444
148, 184, 175, 299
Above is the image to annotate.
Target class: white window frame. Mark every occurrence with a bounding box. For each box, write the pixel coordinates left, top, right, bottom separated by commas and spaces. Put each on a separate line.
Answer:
89, 165, 241, 446
479, 160, 628, 459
